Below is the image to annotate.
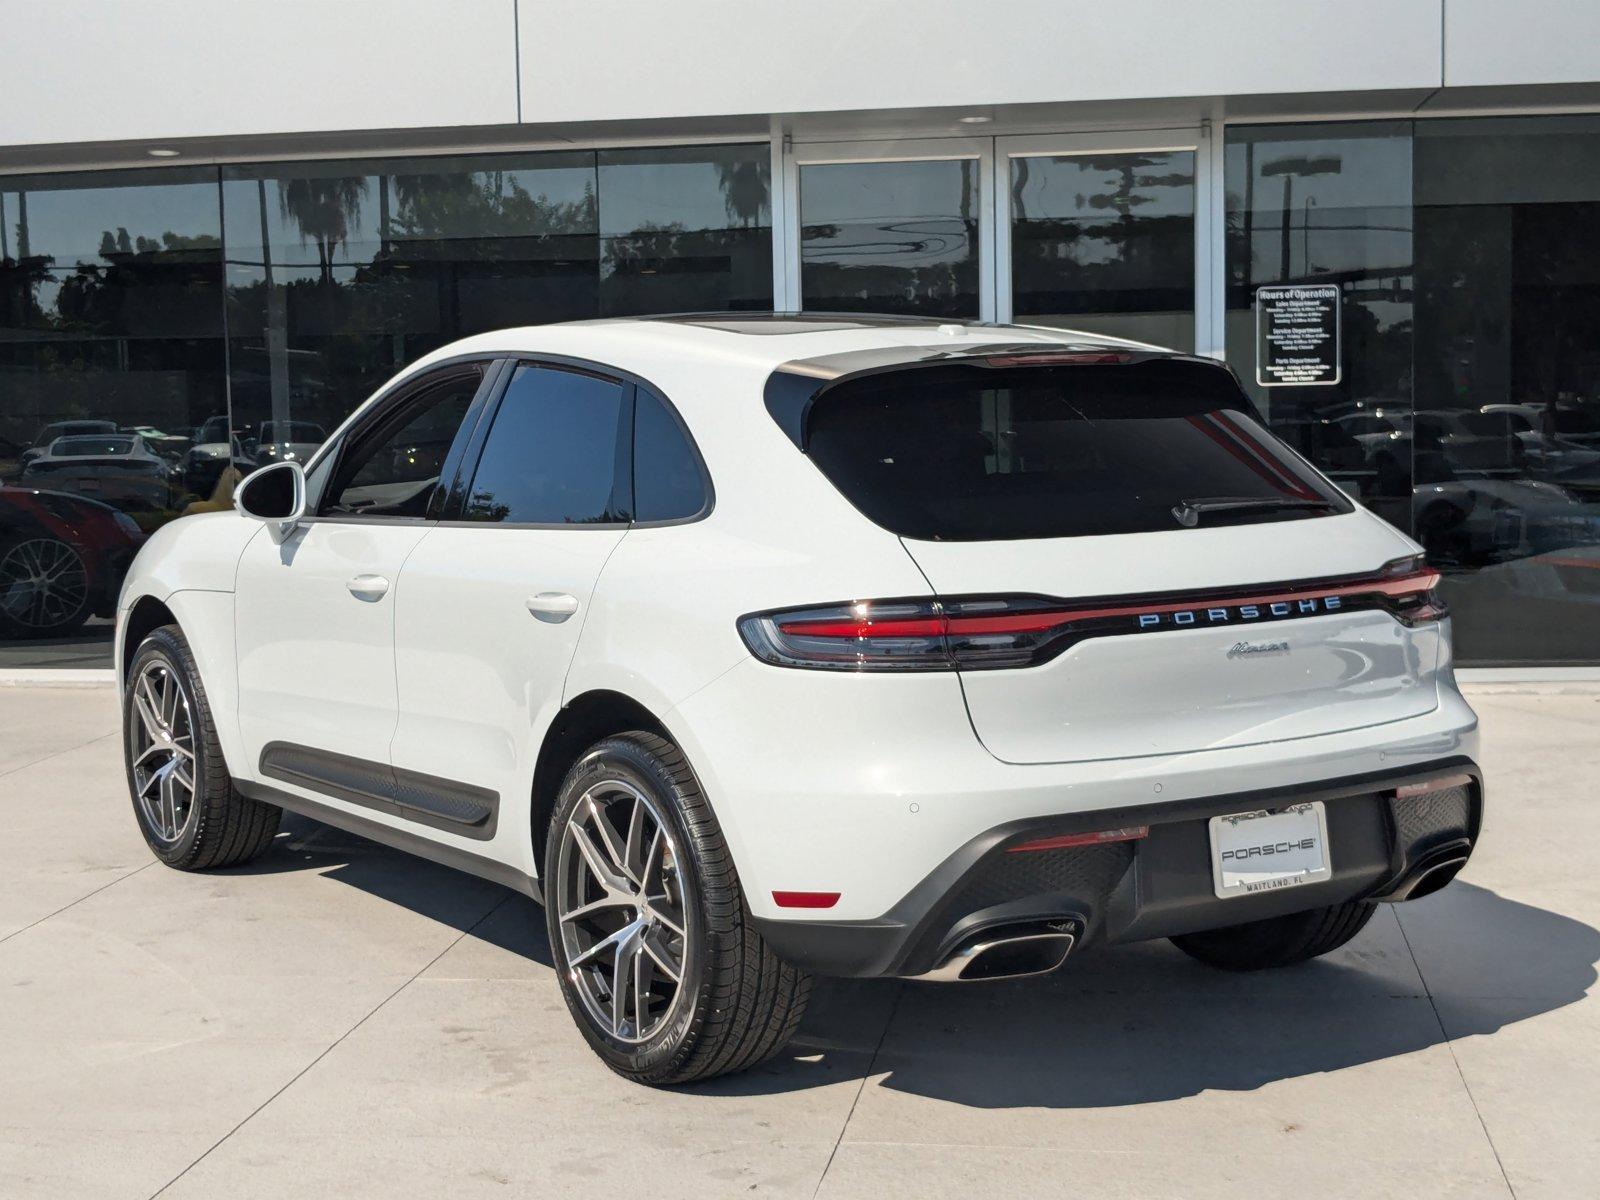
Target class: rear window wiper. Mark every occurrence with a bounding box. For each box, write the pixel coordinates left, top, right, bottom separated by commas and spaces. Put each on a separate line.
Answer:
1171, 496, 1340, 528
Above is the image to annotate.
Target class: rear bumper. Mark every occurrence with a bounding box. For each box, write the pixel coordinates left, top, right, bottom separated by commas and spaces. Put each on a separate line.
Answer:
753, 758, 1483, 979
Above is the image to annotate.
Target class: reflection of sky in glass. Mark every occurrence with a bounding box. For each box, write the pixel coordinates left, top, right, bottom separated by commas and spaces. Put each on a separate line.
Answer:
1, 171, 220, 316
800, 159, 976, 269
1227, 128, 1413, 305
1011, 152, 1193, 269
801, 159, 975, 226
599, 147, 769, 236
1012, 153, 1194, 220
1, 175, 219, 262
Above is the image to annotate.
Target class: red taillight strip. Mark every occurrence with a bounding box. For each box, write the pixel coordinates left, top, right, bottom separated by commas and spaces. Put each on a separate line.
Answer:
777, 616, 945, 637
776, 570, 1441, 640
1007, 826, 1150, 853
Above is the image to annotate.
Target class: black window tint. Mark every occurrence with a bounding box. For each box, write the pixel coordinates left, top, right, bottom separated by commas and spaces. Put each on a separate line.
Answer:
633, 390, 707, 522
324, 368, 482, 518
803, 360, 1352, 542
464, 365, 626, 524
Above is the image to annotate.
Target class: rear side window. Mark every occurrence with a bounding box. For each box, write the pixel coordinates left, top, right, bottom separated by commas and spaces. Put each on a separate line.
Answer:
803, 359, 1352, 541
463, 364, 627, 524
633, 390, 708, 522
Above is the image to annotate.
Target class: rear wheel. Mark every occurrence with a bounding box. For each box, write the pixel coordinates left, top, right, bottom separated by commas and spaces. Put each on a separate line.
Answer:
545, 732, 811, 1085
1169, 900, 1377, 971
123, 625, 281, 869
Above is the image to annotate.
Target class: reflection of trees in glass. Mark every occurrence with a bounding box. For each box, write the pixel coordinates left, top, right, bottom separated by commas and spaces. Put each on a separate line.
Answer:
278, 176, 368, 285
715, 158, 770, 228
387, 171, 595, 242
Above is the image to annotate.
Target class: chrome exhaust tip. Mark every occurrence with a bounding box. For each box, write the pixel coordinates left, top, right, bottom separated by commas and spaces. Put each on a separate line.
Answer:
915, 921, 1078, 983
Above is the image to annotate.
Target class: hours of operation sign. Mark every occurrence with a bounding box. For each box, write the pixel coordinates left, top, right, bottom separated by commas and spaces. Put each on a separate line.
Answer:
1255, 283, 1342, 387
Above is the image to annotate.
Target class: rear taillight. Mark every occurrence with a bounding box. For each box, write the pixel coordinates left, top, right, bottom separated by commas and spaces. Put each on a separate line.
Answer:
737, 597, 1115, 672
1379, 554, 1449, 626
739, 557, 1449, 672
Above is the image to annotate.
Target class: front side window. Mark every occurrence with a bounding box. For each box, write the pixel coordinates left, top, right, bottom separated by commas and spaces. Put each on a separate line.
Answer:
321, 366, 483, 518
803, 359, 1352, 542
463, 364, 627, 524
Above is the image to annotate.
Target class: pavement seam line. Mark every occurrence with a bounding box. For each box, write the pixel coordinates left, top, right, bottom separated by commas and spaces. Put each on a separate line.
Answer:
0, 858, 156, 947
811, 982, 904, 1200
146, 892, 514, 1200
1393, 907, 1518, 1200
0, 728, 117, 780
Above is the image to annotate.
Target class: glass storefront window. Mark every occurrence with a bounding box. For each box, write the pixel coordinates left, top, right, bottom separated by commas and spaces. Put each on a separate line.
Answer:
1009, 150, 1196, 350
1411, 116, 1600, 664
1225, 122, 1417, 538
597, 145, 773, 316
1227, 116, 1600, 665
1, 143, 772, 669
223, 145, 772, 481
222, 152, 602, 473
1, 167, 226, 663
799, 158, 980, 318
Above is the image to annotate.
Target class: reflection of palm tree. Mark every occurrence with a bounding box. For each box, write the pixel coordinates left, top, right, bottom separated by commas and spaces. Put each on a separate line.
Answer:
278, 177, 367, 285
715, 158, 769, 228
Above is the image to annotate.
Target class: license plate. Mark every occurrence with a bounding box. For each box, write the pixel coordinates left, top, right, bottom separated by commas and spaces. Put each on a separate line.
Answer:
1207, 802, 1331, 899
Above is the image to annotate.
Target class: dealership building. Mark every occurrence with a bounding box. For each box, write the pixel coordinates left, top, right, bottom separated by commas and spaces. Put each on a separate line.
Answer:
3, 0, 1599, 672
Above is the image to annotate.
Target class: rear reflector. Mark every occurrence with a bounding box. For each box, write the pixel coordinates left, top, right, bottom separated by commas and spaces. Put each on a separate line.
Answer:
772, 890, 841, 909
1007, 827, 1149, 854
1395, 773, 1474, 799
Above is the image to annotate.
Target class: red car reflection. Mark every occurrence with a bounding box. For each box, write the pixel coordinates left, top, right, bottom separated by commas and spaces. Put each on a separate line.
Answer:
0, 485, 147, 638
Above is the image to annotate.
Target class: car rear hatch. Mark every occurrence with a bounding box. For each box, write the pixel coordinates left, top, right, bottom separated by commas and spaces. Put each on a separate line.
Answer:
792, 350, 1444, 765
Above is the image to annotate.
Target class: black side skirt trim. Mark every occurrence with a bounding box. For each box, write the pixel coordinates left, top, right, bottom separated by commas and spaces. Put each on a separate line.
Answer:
237, 777, 539, 902
259, 741, 499, 840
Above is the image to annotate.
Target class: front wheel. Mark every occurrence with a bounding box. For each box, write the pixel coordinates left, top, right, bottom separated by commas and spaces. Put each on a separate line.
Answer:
123, 625, 282, 869
544, 732, 811, 1085
1170, 900, 1377, 971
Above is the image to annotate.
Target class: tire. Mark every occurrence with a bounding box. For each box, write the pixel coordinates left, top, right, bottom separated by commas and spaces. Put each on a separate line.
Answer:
1170, 900, 1377, 971
123, 624, 281, 870
544, 732, 811, 1086
0, 534, 92, 638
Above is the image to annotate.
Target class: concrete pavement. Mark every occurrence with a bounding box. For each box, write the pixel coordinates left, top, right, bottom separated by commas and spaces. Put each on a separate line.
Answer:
1, 684, 1597, 1198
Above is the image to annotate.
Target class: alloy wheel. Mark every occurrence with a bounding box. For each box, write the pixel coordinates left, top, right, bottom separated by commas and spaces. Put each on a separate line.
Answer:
554, 781, 690, 1044
0, 537, 88, 630
129, 660, 198, 843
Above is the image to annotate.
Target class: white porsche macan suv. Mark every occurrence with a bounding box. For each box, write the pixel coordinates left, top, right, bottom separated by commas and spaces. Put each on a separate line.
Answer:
115, 315, 1482, 1085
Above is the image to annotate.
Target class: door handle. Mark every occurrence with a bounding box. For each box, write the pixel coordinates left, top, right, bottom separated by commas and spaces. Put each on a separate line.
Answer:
346, 574, 390, 601
526, 592, 579, 621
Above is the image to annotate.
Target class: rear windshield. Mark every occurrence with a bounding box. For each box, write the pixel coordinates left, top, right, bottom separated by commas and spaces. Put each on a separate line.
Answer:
803, 359, 1352, 541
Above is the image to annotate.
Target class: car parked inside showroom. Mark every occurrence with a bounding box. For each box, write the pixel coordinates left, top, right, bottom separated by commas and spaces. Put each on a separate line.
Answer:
114, 315, 1483, 1085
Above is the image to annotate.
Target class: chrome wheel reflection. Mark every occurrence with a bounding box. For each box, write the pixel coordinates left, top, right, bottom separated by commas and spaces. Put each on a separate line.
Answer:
0, 537, 88, 630
555, 781, 689, 1044
129, 660, 197, 843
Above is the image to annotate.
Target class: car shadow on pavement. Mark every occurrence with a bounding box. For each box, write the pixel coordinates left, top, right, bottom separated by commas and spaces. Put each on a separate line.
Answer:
230, 813, 556, 967
225, 821, 1596, 1109
710, 882, 1599, 1107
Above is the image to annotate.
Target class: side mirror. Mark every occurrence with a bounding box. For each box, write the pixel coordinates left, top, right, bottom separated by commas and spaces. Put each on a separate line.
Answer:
234, 460, 307, 544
